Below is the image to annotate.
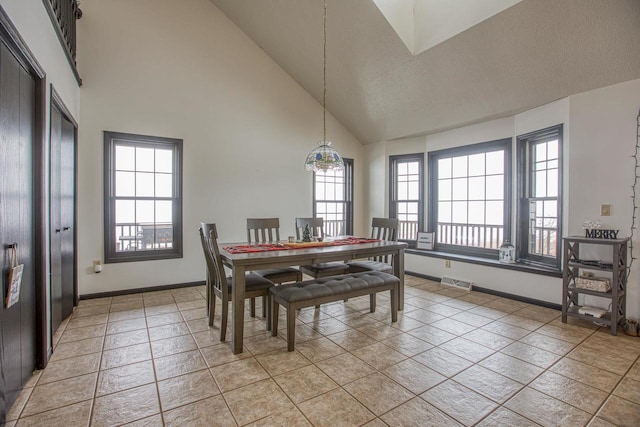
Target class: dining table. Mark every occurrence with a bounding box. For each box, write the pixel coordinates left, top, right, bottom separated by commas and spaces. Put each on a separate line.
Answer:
219, 237, 408, 354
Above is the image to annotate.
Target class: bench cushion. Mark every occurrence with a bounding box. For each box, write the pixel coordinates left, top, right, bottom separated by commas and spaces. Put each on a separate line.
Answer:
270, 271, 398, 303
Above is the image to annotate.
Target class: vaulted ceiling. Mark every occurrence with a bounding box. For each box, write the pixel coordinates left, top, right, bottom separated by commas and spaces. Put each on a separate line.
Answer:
210, 0, 640, 144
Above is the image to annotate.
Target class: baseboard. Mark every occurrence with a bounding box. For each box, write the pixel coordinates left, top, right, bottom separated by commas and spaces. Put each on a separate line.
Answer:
405, 271, 561, 311
79, 280, 206, 300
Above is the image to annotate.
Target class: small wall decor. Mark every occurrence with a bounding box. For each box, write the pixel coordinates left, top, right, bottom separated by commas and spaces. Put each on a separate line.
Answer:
416, 232, 434, 250
5, 244, 23, 308
499, 240, 515, 263
582, 219, 620, 239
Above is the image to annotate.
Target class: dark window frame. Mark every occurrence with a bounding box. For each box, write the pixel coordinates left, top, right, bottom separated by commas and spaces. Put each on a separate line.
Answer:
312, 158, 354, 236
389, 153, 424, 246
104, 131, 183, 263
428, 138, 512, 258
517, 124, 563, 269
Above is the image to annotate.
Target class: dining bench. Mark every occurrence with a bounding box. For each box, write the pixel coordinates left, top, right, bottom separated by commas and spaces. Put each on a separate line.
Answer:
270, 271, 399, 351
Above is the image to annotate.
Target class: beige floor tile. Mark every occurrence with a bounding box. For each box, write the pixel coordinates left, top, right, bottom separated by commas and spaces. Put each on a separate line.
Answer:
255, 348, 311, 376
468, 306, 509, 320
352, 342, 407, 370
50, 336, 103, 362
243, 332, 288, 355
211, 357, 269, 392
191, 329, 224, 348
70, 304, 110, 318
424, 304, 463, 317
413, 347, 474, 377
381, 397, 463, 427
453, 365, 524, 403
21, 373, 97, 417
162, 395, 236, 427
441, 298, 477, 311
309, 318, 351, 335
274, 365, 338, 404
92, 383, 160, 427
38, 352, 100, 385
124, 414, 165, 426
421, 380, 497, 426
103, 329, 149, 350
58, 324, 107, 344
77, 297, 112, 307
144, 296, 177, 308
101, 342, 152, 370
462, 328, 514, 351
380, 333, 434, 356
501, 341, 562, 369
22, 371, 41, 389
627, 359, 640, 381
315, 352, 375, 385
147, 322, 190, 341
431, 318, 477, 336
298, 388, 375, 427
144, 303, 178, 317
383, 358, 446, 394
245, 407, 312, 427
439, 337, 495, 363
157, 369, 220, 411
344, 372, 414, 416
109, 308, 145, 322
326, 329, 377, 351
295, 337, 346, 363
479, 352, 544, 384
482, 298, 529, 313
65, 313, 109, 330
597, 395, 640, 427
146, 312, 183, 328
457, 292, 497, 305
106, 317, 147, 335
518, 331, 576, 355
567, 344, 635, 375
177, 299, 207, 311
535, 322, 595, 344
96, 360, 156, 396
475, 407, 540, 427
154, 349, 208, 381
356, 322, 404, 341
389, 314, 428, 332
613, 377, 640, 406
587, 331, 640, 359
224, 379, 296, 426
513, 305, 560, 323
111, 294, 143, 304
530, 371, 608, 414
587, 416, 618, 427
180, 307, 208, 321
482, 321, 531, 340
407, 324, 457, 346
185, 318, 212, 334
505, 387, 592, 427
549, 358, 621, 393
5, 386, 33, 421
450, 311, 494, 327
404, 308, 446, 324
200, 342, 253, 367
14, 400, 92, 427
150, 334, 197, 358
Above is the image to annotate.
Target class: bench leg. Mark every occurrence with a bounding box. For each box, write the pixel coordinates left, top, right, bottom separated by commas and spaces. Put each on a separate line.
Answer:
369, 294, 376, 312
287, 306, 296, 352
262, 295, 267, 318
271, 297, 279, 337
209, 292, 216, 326
250, 298, 256, 317
390, 286, 398, 322
221, 299, 228, 342
266, 295, 271, 331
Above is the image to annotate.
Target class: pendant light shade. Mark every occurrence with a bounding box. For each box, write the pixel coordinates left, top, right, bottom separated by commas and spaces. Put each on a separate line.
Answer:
304, 0, 344, 172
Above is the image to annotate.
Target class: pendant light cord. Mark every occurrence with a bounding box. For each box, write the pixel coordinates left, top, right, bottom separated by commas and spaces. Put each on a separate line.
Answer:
323, 0, 327, 143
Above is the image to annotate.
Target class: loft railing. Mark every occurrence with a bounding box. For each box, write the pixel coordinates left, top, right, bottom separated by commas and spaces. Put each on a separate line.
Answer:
42, 0, 82, 84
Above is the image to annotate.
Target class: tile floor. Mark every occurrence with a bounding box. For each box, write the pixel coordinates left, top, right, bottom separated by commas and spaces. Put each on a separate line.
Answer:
4, 275, 640, 426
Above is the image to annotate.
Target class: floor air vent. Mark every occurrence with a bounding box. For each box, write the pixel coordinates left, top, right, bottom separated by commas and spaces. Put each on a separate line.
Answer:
441, 276, 473, 291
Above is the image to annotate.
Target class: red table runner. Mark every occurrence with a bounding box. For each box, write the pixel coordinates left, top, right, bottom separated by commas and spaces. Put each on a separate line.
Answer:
223, 237, 380, 254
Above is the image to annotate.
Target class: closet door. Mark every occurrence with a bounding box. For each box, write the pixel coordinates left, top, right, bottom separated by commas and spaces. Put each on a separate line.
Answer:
0, 42, 36, 421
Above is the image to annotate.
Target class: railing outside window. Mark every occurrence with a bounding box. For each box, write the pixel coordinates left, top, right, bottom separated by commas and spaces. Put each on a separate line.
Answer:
437, 222, 503, 249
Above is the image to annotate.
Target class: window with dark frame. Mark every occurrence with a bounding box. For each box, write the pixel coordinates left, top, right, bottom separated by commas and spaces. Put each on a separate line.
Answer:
390, 154, 424, 242
104, 131, 183, 263
517, 125, 562, 268
313, 159, 353, 236
428, 139, 511, 257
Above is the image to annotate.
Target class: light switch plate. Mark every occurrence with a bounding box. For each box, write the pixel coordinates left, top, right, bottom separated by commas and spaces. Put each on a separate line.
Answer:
601, 204, 611, 216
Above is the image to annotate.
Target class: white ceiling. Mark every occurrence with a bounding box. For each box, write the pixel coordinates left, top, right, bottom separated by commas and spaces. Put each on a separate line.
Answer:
210, 0, 640, 144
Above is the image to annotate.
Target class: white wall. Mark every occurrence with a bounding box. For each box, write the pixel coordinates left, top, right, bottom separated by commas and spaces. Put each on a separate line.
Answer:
374, 78, 640, 318
76, 0, 365, 295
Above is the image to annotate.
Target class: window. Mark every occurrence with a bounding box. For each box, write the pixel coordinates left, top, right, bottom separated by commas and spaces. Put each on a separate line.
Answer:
428, 139, 511, 257
390, 154, 424, 241
313, 158, 353, 236
104, 131, 183, 263
517, 125, 562, 268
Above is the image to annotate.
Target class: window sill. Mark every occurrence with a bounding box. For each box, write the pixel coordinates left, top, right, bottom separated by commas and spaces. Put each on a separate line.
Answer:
405, 249, 562, 278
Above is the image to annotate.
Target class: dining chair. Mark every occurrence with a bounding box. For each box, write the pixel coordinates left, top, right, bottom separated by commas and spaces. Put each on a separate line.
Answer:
347, 217, 399, 274
246, 218, 303, 294
295, 217, 349, 278
199, 223, 274, 341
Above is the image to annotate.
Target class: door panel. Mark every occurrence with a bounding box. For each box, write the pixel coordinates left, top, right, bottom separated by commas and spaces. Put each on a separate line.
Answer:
49, 107, 62, 334
60, 113, 75, 319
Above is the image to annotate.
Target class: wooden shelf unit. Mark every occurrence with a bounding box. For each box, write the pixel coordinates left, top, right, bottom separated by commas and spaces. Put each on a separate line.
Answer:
561, 236, 628, 335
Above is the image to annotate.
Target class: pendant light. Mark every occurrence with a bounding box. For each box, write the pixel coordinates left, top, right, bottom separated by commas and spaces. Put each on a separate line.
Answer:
304, 0, 345, 172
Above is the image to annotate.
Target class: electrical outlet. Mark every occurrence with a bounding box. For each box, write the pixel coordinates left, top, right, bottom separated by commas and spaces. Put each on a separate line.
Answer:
445, 260, 451, 268
601, 204, 611, 216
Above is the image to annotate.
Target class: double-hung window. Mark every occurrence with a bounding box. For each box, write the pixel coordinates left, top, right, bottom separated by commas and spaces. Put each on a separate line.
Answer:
313, 159, 353, 236
390, 154, 424, 242
104, 131, 183, 263
428, 139, 511, 256
517, 125, 562, 268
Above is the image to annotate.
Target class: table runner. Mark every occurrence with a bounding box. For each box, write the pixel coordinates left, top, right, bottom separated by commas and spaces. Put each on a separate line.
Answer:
223, 237, 380, 254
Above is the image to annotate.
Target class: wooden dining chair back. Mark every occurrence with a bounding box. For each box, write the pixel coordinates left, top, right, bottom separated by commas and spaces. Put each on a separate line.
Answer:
295, 217, 349, 278
199, 222, 274, 341
295, 217, 325, 240
347, 217, 399, 274
245, 218, 302, 286
247, 217, 281, 243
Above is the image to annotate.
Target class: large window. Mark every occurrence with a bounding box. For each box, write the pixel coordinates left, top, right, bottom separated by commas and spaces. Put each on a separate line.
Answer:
390, 154, 424, 241
517, 125, 562, 268
104, 131, 183, 263
313, 158, 353, 236
428, 139, 511, 256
